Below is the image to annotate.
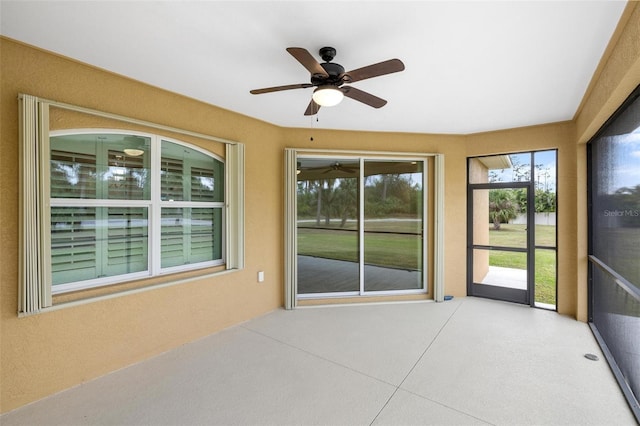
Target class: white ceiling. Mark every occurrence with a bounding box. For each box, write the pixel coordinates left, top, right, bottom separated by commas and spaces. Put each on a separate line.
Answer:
0, 1, 628, 134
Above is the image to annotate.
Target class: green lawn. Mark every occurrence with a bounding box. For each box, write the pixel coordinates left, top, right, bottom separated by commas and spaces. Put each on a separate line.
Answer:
488, 223, 556, 248
297, 225, 421, 269
489, 224, 556, 306
297, 221, 557, 306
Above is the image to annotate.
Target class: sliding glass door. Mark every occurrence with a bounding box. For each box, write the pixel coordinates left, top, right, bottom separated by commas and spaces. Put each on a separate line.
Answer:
296, 158, 360, 294
363, 161, 423, 292
296, 157, 425, 297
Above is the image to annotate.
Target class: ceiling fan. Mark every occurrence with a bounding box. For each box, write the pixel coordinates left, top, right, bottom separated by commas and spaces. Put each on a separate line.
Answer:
250, 47, 405, 115
303, 162, 358, 174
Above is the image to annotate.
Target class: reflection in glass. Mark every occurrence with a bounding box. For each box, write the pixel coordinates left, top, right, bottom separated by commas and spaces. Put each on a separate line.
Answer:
161, 140, 224, 202
296, 159, 360, 294
363, 161, 423, 291
50, 134, 151, 200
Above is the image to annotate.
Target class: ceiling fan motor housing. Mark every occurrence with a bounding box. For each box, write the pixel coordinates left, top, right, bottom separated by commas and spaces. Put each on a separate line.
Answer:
312, 62, 345, 85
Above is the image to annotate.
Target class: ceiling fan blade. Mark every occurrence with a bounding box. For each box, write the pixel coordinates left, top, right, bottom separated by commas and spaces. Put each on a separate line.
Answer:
250, 83, 313, 95
343, 59, 405, 83
338, 167, 356, 173
341, 86, 387, 108
304, 99, 321, 116
287, 47, 329, 78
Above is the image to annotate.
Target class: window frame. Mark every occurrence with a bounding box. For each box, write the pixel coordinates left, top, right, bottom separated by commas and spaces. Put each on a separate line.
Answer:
18, 94, 244, 315
283, 148, 445, 309
48, 129, 226, 294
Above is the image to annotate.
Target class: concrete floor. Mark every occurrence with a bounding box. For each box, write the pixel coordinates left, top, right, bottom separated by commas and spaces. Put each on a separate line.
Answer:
1, 297, 636, 425
480, 266, 527, 290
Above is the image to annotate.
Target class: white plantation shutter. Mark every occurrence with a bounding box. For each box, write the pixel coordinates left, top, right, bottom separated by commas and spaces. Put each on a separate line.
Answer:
159, 145, 224, 269
107, 151, 146, 200
105, 207, 148, 276
161, 157, 184, 201
190, 167, 216, 202
50, 150, 97, 198
190, 208, 218, 263
50, 207, 97, 285
161, 207, 186, 268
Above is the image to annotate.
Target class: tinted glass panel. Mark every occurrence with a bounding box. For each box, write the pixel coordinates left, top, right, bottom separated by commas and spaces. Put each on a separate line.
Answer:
161, 140, 224, 202
51, 206, 148, 285
296, 158, 360, 294
363, 160, 423, 291
161, 207, 222, 268
50, 134, 150, 200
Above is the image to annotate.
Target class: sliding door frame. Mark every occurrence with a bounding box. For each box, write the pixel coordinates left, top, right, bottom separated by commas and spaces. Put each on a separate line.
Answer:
284, 148, 445, 309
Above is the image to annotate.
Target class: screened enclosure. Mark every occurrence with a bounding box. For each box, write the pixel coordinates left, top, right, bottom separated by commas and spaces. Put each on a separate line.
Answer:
588, 84, 640, 421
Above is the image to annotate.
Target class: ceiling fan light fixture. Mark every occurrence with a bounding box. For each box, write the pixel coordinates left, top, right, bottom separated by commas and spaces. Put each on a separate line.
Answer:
123, 148, 144, 157
312, 85, 344, 107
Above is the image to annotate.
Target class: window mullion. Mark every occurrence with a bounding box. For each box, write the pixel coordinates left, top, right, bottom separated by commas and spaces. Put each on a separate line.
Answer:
97, 207, 106, 278
184, 208, 191, 264
151, 135, 162, 276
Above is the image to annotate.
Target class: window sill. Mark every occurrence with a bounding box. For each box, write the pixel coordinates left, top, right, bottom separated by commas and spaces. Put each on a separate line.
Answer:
19, 265, 237, 317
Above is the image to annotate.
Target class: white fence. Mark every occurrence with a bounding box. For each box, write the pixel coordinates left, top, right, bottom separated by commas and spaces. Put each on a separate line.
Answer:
509, 212, 556, 226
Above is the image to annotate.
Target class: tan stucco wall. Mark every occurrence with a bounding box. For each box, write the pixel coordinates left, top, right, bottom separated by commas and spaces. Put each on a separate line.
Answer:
282, 128, 466, 300
1, 1, 639, 412
0, 38, 288, 413
572, 1, 640, 321
468, 159, 489, 282
466, 121, 577, 315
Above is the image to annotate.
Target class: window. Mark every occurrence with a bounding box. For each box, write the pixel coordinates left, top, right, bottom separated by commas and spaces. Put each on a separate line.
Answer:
19, 94, 244, 314
49, 132, 225, 293
49, 132, 224, 294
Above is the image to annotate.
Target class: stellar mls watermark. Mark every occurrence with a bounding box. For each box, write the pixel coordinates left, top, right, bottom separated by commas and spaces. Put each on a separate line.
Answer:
603, 209, 640, 217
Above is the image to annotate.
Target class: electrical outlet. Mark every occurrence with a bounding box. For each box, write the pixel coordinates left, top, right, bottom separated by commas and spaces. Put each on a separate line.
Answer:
258, 271, 265, 282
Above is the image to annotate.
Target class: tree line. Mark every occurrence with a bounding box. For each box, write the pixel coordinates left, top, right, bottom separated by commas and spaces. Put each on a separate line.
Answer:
297, 174, 422, 227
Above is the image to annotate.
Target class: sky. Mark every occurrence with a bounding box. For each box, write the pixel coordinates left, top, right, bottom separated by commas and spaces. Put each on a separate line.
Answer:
488, 150, 557, 192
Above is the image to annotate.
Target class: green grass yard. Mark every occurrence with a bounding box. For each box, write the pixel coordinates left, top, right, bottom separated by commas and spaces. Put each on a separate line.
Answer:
489, 224, 556, 306
297, 221, 557, 305
297, 225, 421, 269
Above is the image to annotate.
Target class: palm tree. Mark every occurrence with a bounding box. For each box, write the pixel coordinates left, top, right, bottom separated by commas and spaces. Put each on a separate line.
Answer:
489, 189, 519, 230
